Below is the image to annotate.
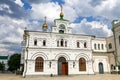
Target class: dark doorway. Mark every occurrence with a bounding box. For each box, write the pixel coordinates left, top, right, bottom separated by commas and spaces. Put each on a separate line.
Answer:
99, 62, 104, 74
58, 57, 68, 75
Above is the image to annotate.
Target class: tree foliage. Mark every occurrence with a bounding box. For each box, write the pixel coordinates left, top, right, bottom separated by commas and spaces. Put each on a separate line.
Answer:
8, 54, 21, 72
0, 62, 5, 72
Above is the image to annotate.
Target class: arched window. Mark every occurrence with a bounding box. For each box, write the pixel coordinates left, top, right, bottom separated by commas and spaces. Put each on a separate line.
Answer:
79, 58, 86, 71
84, 42, 87, 48
65, 41, 67, 47
109, 43, 112, 49
35, 57, 44, 72
34, 39, 37, 46
101, 44, 104, 50
57, 39, 67, 47
77, 42, 80, 48
61, 39, 64, 47
43, 40, 46, 46
94, 43, 96, 49
98, 44, 100, 50
59, 24, 65, 34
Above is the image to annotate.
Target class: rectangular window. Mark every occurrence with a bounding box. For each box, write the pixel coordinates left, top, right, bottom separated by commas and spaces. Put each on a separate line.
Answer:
34, 39, 37, 46
65, 41, 67, 47
57, 41, 59, 47
77, 42, 79, 48
84, 42, 87, 48
61, 39, 64, 47
43, 40, 46, 46
101, 44, 104, 50
98, 44, 100, 50
109, 43, 112, 49
94, 44, 96, 49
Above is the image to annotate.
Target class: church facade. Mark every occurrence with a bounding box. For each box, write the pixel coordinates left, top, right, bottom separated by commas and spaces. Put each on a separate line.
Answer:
21, 7, 120, 77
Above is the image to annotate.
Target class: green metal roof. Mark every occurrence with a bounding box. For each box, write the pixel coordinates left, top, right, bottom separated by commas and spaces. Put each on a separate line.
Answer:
113, 20, 119, 22
0, 56, 8, 60
55, 17, 69, 21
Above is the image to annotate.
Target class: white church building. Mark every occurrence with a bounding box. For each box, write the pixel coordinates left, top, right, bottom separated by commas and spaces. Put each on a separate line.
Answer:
21, 6, 120, 77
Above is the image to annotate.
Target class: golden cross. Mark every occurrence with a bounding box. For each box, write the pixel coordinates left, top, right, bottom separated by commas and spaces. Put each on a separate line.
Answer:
44, 16, 46, 23
60, 5, 63, 12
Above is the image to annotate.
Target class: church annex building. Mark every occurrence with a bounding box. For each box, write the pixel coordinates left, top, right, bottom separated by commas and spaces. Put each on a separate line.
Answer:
21, 6, 120, 77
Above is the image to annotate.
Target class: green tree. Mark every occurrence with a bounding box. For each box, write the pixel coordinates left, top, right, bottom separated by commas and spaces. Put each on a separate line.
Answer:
0, 62, 5, 73
8, 54, 21, 73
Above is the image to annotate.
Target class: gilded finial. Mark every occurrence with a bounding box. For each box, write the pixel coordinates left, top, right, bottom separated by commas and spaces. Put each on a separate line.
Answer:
23, 27, 27, 39
60, 5, 64, 19
42, 16, 48, 31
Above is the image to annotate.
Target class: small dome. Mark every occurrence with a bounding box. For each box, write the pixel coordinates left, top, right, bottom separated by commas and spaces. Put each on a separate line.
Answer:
42, 23, 48, 29
42, 16, 48, 30
60, 12, 64, 18
23, 31, 27, 39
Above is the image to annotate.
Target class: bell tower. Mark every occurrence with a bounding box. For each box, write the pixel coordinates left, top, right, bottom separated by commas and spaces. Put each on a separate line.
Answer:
52, 5, 72, 34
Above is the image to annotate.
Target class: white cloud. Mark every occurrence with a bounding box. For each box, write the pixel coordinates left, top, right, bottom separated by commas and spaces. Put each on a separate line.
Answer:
63, 5, 78, 22
71, 18, 112, 37
15, 0, 24, 7
27, 0, 51, 4
30, 0, 120, 23
31, 2, 60, 21
31, 2, 78, 22
0, 4, 13, 14
0, 15, 27, 55
64, 0, 120, 20
0, 48, 11, 55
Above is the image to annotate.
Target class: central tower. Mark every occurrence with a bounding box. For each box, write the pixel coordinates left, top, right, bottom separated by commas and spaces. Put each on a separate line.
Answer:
52, 5, 72, 34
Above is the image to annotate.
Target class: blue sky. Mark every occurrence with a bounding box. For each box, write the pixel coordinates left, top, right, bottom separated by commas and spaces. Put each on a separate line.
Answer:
0, 0, 120, 55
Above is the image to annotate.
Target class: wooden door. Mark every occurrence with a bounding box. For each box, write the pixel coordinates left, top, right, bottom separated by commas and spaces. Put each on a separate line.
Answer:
79, 58, 86, 71
62, 62, 68, 75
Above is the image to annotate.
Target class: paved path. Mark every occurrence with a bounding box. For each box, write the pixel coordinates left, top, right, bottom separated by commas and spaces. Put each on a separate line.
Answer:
0, 74, 120, 80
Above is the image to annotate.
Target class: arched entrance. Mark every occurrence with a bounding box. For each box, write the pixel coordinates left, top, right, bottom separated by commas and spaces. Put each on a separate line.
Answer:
58, 57, 68, 75
99, 62, 104, 74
